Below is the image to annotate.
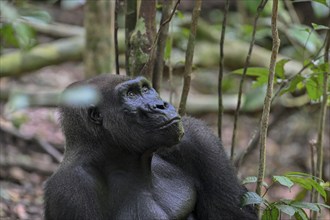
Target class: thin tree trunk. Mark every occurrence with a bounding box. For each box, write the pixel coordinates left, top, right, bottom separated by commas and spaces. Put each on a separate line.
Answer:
133, 0, 156, 79
115, 0, 120, 75
153, 0, 173, 92
179, 0, 202, 115
255, 0, 280, 218
218, 0, 230, 139
312, 28, 330, 220
84, 1, 114, 78
124, 0, 137, 76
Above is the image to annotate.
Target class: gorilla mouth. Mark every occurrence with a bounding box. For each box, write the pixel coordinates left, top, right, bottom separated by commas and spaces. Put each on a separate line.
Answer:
158, 117, 181, 129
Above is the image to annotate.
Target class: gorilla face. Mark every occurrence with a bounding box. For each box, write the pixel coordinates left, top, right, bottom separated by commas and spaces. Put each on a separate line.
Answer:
114, 76, 184, 150
82, 75, 184, 153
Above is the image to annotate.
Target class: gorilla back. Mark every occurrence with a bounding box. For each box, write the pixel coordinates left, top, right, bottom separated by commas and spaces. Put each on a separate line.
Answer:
44, 74, 257, 220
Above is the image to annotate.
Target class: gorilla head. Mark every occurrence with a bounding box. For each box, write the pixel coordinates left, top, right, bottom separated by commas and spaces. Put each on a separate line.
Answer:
60, 74, 184, 154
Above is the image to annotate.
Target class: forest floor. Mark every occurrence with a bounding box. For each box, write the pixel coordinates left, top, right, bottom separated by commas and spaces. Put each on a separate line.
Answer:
0, 62, 329, 219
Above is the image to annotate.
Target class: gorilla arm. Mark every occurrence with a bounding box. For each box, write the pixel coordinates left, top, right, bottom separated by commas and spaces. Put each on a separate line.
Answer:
44, 164, 106, 220
164, 116, 257, 220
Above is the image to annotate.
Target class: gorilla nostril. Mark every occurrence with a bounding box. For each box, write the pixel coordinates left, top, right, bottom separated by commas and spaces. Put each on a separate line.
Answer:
156, 104, 165, 110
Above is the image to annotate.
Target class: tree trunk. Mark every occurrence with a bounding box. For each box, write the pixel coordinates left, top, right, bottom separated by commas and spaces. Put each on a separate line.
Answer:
124, 0, 137, 77
84, 1, 114, 78
126, 0, 156, 79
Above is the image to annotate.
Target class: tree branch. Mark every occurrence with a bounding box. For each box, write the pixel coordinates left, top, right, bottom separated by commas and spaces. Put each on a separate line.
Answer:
256, 0, 280, 217
218, 0, 230, 139
178, 0, 202, 115
312, 27, 330, 220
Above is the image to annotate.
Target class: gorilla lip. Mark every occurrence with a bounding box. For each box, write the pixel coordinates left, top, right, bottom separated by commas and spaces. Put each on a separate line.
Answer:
158, 116, 181, 129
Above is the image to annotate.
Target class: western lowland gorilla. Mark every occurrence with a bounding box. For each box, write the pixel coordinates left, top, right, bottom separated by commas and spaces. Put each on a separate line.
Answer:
44, 74, 257, 220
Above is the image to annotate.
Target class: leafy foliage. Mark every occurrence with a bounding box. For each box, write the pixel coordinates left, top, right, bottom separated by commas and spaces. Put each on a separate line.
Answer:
0, 1, 51, 50
232, 57, 328, 102
241, 192, 263, 206
242, 172, 330, 220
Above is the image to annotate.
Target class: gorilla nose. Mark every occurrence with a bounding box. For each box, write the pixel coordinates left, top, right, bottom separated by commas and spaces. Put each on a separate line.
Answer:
151, 101, 169, 110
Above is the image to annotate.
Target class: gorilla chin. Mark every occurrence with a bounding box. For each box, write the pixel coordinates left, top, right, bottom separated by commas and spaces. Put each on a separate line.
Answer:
161, 117, 185, 146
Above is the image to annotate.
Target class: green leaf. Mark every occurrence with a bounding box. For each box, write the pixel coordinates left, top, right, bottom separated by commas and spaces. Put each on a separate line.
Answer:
291, 201, 320, 212
285, 172, 325, 184
232, 67, 269, 77
285, 172, 327, 200
288, 176, 312, 190
252, 75, 268, 88
306, 76, 323, 100
285, 172, 313, 178
0, 24, 19, 48
312, 23, 330, 30
262, 206, 279, 220
317, 62, 329, 73
241, 192, 263, 206
275, 59, 290, 79
13, 22, 36, 50
306, 178, 327, 201
316, 203, 330, 209
320, 181, 330, 188
275, 204, 296, 217
294, 208, 309, 220
242, 176, 257, 185
273, 176, 294, 189
280, 75, 305, 95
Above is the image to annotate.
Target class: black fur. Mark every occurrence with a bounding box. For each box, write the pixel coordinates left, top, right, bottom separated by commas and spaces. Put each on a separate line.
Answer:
44, 74, 257, 220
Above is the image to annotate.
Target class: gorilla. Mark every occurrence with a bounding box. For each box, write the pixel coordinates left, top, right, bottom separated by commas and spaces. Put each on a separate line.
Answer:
44, 74, 257, 220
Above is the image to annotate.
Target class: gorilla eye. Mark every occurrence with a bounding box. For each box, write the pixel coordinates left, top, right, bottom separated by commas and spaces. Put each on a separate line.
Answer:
127, 90, 135, 97
142, 86, 149, 93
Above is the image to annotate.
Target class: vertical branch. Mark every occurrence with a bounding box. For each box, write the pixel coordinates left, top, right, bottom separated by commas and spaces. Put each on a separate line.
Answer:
84, 1, 114, 77
230, 0, 268, 161
218, 0, 230, 139
310, 140, 316, 215
152, 0, 173, 92
137, 0, 156, 79
167, 23, 175, 104
114, 0, 120, 75
312, 28, 330, 220
256, 0, 280, 217
178, 0, 202, 115
124, 0, 137, 76
125, 0, 157, 79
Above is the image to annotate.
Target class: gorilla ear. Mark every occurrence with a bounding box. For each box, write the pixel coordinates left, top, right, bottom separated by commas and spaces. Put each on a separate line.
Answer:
88, 106, 102, 125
